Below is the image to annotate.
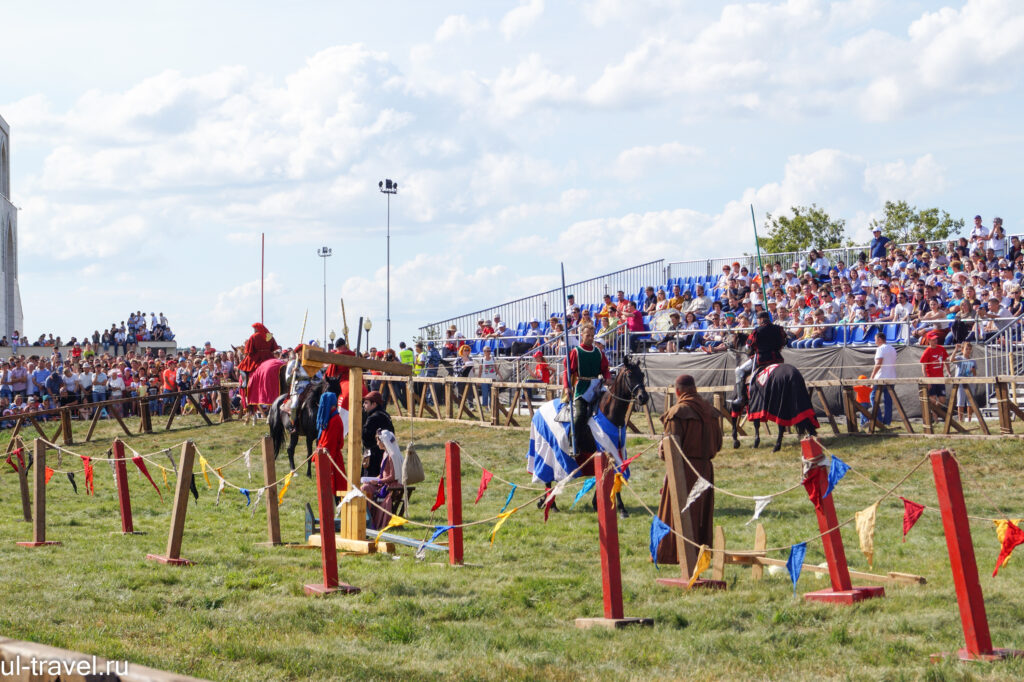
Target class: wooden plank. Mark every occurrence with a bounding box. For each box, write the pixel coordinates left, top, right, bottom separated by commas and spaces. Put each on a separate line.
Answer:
751, 524, 766, 581
711, 526, 726, 582
84, 403, 104, 443
109, 405, 135, 438
920, 385, 933, 435
813, 387, 840, 436
185, 393, 214, 426
471, 383, 486, 422
725, 552, 925, 585
624, 401, 639, 434
888, 386, 914, 434
996, 382, 1013, 434
943, 384, 958, 435
523, 388, 535, 419
428, 384, 441, 420
502, 388, 521, 427
302, 347, 412, 375
48, 422, 63, 443
643, 400, 656, 435
842, 387, 859, 434
455, 380, 470, 420
663, 437, 698, 579
26, 416, 48, 439
445, 382, 453, 420
963, 387, 990, 435
867, 390, 881, 435
164, 392, 181, 430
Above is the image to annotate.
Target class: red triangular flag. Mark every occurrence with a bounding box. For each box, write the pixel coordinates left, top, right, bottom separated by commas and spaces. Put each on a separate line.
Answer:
543, 494, 555, 523
13, 448, 24, 470
900, 497, 925, 542
431, 476, 446, 512
802, 475, 823, 514
44, 466, 54, 485
82, 456, 95, 495
474, 469, 493, 504
132, 456, 163, 501
6, 455, 17, 473
994, 521, 1024, 577
618, 453, 640, 474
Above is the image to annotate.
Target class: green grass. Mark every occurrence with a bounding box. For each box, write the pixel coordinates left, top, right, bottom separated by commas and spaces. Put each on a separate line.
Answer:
2, 414, 1024, 680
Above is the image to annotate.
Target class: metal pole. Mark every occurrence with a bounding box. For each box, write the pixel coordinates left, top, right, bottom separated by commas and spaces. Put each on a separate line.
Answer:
561, 263, 576, 462
750, 205, 771, 321
387, 192, 391, 350
322, 255, 327, 349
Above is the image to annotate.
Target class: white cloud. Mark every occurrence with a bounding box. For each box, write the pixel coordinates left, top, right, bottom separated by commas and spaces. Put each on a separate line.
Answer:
613, 142, 702, 180
490, 54, 578, 118
500, 0, 545, 40
435, 14, 489, 42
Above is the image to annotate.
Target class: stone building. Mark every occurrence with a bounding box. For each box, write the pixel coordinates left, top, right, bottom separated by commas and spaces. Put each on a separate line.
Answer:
0, 114, 24, 340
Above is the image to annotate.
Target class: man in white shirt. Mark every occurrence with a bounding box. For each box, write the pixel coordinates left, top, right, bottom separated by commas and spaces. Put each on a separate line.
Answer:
970, 214, 989, 251
869, 333, 897, 426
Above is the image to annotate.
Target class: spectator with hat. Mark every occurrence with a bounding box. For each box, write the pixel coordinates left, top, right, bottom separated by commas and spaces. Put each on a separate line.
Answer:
512, 318, 544, 356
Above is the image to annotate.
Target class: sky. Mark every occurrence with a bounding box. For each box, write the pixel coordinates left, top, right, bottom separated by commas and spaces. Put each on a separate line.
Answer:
3, 0, 1024, 349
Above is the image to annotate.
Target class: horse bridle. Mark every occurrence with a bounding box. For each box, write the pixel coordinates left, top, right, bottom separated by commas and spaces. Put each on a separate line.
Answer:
604, 364, 646, 404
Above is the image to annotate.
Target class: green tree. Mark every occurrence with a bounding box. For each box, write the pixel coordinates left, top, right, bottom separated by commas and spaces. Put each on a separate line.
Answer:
868, 200, 964, 245
758, 204, 848, 254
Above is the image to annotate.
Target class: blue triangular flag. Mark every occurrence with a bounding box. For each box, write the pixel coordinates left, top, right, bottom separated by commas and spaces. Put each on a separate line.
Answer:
649, 517, 672, 568
500, 484, 517, 513
240, 488, 251, 506
824, 455, 850, 498
416, 525, 454, 557
786, 542, 808, 596
571, 477, 597, 509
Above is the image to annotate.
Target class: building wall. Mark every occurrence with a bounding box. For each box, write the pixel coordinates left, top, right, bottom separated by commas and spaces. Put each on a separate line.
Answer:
0, 113, 24, 341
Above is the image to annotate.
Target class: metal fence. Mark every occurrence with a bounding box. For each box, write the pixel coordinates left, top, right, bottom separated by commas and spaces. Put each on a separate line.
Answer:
419, 260, 664, 339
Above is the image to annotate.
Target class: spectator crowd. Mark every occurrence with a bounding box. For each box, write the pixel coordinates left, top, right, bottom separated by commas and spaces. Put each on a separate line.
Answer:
0, 310, 175, 354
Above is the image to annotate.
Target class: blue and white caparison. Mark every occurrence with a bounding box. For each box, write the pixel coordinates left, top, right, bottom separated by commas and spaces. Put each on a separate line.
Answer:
526, 397, 630, 484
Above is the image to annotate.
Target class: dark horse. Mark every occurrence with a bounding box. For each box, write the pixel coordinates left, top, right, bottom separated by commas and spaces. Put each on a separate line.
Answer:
730, 362, 818, 452
267, 375, 342, 477
530, 355, 650, 518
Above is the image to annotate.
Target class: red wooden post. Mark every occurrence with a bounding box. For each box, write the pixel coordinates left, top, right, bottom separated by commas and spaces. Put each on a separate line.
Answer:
112, 439, 137, 534
444, 441, 464, 566
304, 448, 359, 596
800, 437, 884, 604
929, 449, 1023, 662
575, 453, 652, 630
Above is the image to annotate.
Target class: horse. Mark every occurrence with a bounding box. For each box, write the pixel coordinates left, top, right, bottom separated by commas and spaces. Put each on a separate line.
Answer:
730, 362, 818, 452
526, 355, 650, 518
243, 359, 287, 425
267, 375, 342, 478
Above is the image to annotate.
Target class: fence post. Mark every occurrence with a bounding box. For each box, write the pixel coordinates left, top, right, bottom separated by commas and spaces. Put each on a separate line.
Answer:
146, 441, 196, 566
259, 435, 282, 546
445, 441, 464, 566
15, 438, 31, 522
16, 440, 60, 547
219, 387, 233, 422
929, 449, 1023, 662
112, 439, 139, 534
60, 409, 73, 445
575, 453, 653, 630
304, 447, 359, 596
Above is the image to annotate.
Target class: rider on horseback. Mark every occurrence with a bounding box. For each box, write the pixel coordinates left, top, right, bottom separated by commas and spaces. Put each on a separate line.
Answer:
285, 344, 319, 432
564, 323, 611, 454
730, 311, 787, 414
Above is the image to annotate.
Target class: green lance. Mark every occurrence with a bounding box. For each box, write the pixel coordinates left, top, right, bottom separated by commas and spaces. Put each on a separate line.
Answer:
750, 204, 771, 322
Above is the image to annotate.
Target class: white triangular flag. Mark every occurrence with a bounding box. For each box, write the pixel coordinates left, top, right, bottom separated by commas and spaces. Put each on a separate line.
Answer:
746, 496, 773, 525
250, 489, 264, 518
244, 448, 252, 481
216, 476, 226, 505
336, 488, 365, 515
680, 476, 712, 515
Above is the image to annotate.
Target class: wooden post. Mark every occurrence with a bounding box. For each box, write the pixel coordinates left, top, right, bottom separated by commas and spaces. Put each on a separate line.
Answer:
995, 381, 1012, 434
445, 441, 464, 566
800, 438, 884, 604
15, 440, 31, 523
60, 409, 73, 445
219, 387, 233, 422
16, 440, 60, 547
112, 439, 139, 534
304, 447, 360, 595
259, 435, 282, 546
343, 367, 367, 547
575, 453, 653, 630
656, 437, 725, 590
920, 384, 934, 435
146, 441, 196, 566
928, 449, 1023, 662
139, 399, 153, 434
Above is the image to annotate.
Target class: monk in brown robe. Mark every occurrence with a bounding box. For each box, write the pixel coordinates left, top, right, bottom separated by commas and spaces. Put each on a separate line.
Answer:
655, 373, 722, 565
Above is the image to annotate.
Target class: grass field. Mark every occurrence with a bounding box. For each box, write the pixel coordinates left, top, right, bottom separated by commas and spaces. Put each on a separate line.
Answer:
1, 413, 1024, 681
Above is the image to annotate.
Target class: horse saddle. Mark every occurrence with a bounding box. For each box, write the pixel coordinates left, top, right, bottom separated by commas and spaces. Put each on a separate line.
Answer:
554, 383, 604, 423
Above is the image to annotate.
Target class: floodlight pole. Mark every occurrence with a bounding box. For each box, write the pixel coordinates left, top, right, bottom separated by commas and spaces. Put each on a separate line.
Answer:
317, 247, 332, 348
380, 179, 398, 350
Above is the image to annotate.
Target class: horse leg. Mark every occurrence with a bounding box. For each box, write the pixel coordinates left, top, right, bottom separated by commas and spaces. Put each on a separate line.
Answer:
773, 425, 785, 452
616, 492, 629, 519
286, 430, 298, 473
305, 434, 314, 479
537, 484, 551, 509
752, 420, 760, 449
731, 416, 740, 449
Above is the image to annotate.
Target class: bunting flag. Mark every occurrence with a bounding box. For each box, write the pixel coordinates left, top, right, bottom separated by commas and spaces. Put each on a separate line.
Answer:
500, 485, 517, 514
198, 456, 212, 489
243, 448, 252, 481
688, 545, 712, 588
474, 469, 493, 504
543, 494, 556, 523
571, 477, 597, 509
67, 472, 78, 494
900, 497, 926, 542
161, 467, 170, 491
165, 449, 177, 475
82, 456, 95, 495
278, 471, 294, 504
786, 542, 808, 597
56, 447, 63, 468
5, 455, 16, 473
490, 509, 517, 544
649, 517, 672, 567
374, 515, 408, 542
681, 476, 712, 515
241, 488, 251, 506
339, 488, 365, 507
131, 456, 162, 500
993, 520, 1024, 577
993, 519, 1024, 572
251, 489, 264, 518
416, 525, 454, 559
44, 467, 54, 485
802, 475, 823, 514
855, 503, 878, 568
609, 472, 626, 503
824, 455, 850, 498
617, 452, 641, 474
746, 496, 773, 526
216, 476, 226, 505
13, 449, 24, 470
189, 474, 199, 502
430, 476, 446, 512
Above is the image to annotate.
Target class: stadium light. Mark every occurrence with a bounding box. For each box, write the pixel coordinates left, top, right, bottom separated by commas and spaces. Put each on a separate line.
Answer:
379, 179, 398, 350
317, 246, 332, 348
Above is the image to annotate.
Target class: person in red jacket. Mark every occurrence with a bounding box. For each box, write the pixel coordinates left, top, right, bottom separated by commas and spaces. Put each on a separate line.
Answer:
238, 322, 281, 422
316, 391, 347, 503
324, 337, 357, 410
920, 330, 949, 416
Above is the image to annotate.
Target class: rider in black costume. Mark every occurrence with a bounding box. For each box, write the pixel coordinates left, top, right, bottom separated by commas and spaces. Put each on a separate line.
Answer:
729, 311, 787, 413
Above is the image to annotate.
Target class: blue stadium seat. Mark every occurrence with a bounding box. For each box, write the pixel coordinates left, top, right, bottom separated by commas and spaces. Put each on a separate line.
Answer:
472, 340, 483, 353
851, 325, 877, 344
884, 324, 905, 344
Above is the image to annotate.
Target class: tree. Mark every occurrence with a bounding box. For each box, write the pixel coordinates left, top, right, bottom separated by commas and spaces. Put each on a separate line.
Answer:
758, 204, 848, 254
868, 200, 964, 245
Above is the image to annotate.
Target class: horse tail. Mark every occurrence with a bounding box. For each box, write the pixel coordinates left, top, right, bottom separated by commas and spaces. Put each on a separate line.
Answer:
268, 395, 285, 456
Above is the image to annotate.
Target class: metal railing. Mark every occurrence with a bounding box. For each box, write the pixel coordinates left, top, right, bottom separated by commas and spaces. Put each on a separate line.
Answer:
418, 260, 664, 339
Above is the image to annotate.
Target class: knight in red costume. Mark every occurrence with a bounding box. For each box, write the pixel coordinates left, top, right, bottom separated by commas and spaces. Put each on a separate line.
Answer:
237, 323, 281, 421
324, 336, 357, 410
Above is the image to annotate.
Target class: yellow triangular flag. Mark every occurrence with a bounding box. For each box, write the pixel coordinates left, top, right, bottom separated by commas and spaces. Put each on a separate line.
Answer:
161, 467, 169, 490
610, 472, 625, 503
687, 544, 712, 588
994, 519, 1024, 569
278, 471, 294, 505
375, 515, 408, 543
198, 455, 212, 489
490, 508, 517, 544
855, 503, 878, 568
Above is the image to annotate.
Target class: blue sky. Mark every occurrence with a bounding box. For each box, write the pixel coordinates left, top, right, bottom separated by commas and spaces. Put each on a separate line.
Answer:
3, 0, 1023, 348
